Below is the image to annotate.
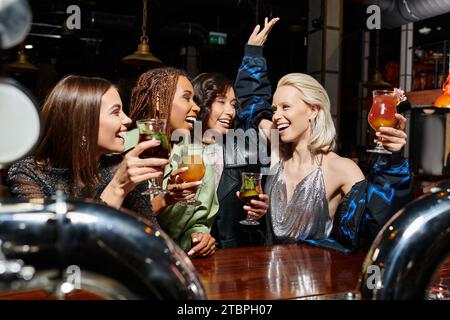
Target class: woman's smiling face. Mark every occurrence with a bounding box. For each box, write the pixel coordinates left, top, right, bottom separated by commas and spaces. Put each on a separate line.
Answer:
272, 85, 316, 144
169, 75, 200, 134
97, 87, 131, 156
207, 86, 238, 135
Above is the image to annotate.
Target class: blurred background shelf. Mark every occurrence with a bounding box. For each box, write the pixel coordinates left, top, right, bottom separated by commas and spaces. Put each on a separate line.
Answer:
412, 40, 450, 91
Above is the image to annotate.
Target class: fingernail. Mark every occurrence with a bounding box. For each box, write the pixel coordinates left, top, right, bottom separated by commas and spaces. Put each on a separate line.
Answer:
188, 250, 195, 256
195, 181, 203, 186
376, 132, 380, 136
180, 167, 188, 171
192, 238, 198, 243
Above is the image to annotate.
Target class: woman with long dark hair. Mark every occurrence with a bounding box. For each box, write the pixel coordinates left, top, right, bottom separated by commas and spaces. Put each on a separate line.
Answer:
8, 75, 167, 225
192, 72, 269, 248
190, 18, 279, 248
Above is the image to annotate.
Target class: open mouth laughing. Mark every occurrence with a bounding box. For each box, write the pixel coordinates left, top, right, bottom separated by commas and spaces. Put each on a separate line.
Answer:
185, 116, 197, 128
217, 118, 231, 128
116, 132, 125, 143
276, 122, 290, 133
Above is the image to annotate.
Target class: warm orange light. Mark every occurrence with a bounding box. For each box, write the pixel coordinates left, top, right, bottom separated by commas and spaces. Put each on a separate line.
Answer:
434, 72, 450, 107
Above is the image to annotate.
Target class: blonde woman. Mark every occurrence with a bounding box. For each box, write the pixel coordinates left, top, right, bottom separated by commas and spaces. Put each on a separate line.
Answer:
235, 35, 412, 252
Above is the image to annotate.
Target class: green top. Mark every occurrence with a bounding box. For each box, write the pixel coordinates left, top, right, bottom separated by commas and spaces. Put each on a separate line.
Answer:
124, 128, 219, 251
124, 129, 139, 152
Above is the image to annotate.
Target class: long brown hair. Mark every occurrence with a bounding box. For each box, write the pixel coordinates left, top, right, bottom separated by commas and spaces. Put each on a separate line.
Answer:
34, 75, 113, 187
129, 67, 187, 136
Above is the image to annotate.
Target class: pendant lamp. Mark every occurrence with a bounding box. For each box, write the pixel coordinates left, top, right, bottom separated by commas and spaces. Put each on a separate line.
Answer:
123, 0, 162, 67
7, 44, 38, 73
365, 30, 392, 89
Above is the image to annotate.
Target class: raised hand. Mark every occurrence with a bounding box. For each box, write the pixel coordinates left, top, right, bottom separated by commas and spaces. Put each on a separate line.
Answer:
248, 17, 280, 47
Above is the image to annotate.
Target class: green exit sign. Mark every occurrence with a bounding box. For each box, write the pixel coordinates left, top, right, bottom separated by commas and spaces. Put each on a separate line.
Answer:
209, 31, 227, 45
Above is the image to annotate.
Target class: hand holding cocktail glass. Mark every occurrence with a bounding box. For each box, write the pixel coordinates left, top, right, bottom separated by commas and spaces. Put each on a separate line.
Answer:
237, 172, 269, 226
165, 166, 202, 202
367, 89, 408, 154
137, 119, 171, 195
109, 138, 168, 207
174, 144, 205, 207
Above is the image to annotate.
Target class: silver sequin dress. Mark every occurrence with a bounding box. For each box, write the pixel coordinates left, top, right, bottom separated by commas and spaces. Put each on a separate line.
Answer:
266, 158, 333, 243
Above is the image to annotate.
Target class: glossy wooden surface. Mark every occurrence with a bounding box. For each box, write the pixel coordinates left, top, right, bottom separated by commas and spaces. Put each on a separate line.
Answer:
0, 289, 104, 300
193, 244, 366, 300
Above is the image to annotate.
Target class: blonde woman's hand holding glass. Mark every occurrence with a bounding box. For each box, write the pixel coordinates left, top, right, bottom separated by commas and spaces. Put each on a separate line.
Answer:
374, 113, 407, 153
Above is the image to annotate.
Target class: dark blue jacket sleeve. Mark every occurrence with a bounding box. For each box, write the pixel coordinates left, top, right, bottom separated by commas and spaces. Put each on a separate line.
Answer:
234, 44, 273, 130
302, 179, 368, 254
361, 153, 413, 246
303, 154, 413, 254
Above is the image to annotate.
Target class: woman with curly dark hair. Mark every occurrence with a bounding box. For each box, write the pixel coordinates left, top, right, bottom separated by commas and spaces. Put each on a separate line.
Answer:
127, 67, 217, 257
191, 18, 279, 248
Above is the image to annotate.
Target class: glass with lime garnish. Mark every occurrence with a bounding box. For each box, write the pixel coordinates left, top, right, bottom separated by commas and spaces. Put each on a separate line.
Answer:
238, 172, 263, 226
136, 119, 170, 195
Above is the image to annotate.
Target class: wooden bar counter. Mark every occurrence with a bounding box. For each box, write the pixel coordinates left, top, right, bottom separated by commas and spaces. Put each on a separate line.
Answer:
192, 244, 366, 300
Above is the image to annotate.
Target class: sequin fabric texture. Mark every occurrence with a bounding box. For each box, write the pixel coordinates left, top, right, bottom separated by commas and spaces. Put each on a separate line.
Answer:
7, 156, 159, 226
267, 160, 332, 243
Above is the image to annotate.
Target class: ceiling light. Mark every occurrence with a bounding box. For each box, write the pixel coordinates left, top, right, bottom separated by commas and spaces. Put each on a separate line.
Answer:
7, 44, 38, 73
123, 0, 162, 67
24, 44, 33, 49
418, 27, 431, 35
422, 108, 435, 115
364, 30, 392, 89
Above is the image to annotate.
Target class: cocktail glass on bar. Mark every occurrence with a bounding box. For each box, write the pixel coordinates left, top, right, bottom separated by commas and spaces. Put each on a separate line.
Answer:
136, 119, 170, 195
238, 172, 263, 226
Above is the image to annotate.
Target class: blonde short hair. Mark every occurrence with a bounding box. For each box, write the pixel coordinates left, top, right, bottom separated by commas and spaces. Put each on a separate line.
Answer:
277, 73, 336, 154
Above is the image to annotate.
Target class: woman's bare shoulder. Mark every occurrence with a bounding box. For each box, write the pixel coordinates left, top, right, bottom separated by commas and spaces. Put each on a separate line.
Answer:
323, 152, 365, 183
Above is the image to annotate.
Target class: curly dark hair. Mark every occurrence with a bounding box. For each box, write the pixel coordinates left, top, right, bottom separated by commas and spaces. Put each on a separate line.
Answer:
192, 72, 237, 134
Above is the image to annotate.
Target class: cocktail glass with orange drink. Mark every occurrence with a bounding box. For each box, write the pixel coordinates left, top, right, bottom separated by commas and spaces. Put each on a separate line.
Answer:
367, 90, 402, 154
238, 172, 263, 226
176, 144, 205, 207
